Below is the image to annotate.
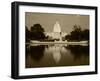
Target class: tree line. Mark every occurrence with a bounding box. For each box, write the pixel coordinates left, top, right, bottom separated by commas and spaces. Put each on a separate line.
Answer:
26, 24, 46, 42
26, 24, 89, 42
65, 25, 89, 41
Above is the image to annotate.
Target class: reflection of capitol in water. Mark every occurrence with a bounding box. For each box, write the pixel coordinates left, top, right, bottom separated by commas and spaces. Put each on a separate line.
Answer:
26, 44, 89, 68
45, 21, 67, 41
45, 45, 72, 63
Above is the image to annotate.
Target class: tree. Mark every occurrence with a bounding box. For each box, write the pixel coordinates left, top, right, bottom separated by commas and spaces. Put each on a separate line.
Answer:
65, 25, 89, 41
65, 34, 71, 41
26, 26, 30, 42
82, 29, 89, 40
70, 25, 82, 41
30, 24, 45, 40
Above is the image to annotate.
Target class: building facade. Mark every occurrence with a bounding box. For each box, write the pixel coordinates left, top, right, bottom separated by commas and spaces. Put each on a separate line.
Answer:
45, 21, 67, 41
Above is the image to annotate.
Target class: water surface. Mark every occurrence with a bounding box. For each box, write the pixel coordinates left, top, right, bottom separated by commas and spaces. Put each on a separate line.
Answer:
26, 44, 89, 68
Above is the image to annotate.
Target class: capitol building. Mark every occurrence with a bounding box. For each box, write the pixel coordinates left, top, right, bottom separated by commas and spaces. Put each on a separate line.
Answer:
45, 21, 67, 41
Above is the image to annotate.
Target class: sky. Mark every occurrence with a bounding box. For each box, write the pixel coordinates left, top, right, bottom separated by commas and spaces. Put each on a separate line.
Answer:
25, 12, 89, 34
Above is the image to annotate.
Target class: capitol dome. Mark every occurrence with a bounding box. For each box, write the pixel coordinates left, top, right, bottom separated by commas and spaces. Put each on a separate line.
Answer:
52, 21, 62, 41
53, 21, 61, 33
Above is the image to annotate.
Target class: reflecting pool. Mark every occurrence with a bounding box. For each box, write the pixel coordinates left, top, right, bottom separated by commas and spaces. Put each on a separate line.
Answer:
26, 44, 89, 68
